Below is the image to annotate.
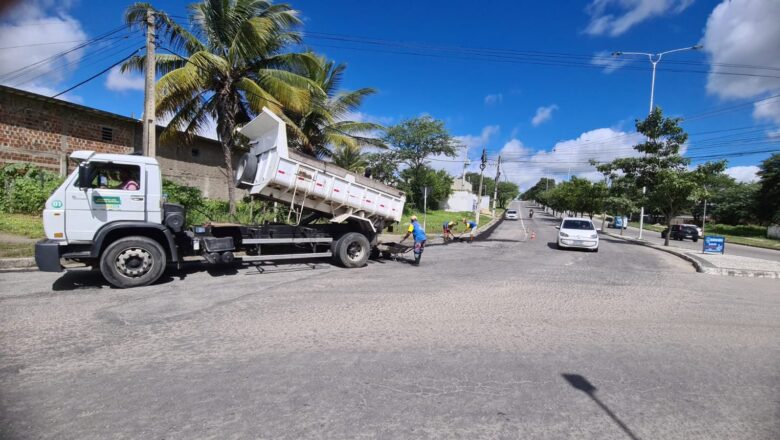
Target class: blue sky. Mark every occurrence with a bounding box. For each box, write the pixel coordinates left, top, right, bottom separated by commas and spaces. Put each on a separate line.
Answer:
1, 0, 779, 189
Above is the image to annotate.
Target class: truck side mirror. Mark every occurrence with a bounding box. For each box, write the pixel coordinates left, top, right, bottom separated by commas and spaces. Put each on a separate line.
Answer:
77, 163, 92, 189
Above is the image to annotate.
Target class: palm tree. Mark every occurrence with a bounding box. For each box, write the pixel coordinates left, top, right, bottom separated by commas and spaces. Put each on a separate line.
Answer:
331, 144, 366, 172
285, 54, 386, 158
123, 0, 319, 214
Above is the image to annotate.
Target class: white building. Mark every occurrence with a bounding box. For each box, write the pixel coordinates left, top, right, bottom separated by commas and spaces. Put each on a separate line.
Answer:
443, 177, 490, 212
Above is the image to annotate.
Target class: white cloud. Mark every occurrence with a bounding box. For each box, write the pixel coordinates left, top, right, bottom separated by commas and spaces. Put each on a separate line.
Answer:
105, 66, 144, 92
342, 111, 394, 125
484, 93, 503, 106
500, 128, 645, 191
591, 50, 631, 73
429, 125, 500, 177
531, 104, 558, 126
585, 0, 694, 36
0, 1, 87, 93
703, 0, 780, 123
725, 165, 760, 183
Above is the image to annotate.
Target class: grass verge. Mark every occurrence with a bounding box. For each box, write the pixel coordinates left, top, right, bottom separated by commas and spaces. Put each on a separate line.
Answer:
0, 242, 34, 258
0, 214, 45, 239
629, 221, 780, 251
391, 209, 503, 235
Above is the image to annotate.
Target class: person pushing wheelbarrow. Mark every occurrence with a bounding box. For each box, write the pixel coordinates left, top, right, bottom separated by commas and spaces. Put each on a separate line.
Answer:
400, 215, 427, 266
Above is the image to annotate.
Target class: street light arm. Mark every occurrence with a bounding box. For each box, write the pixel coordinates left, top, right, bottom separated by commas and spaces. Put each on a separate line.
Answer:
658, 45, 703, 57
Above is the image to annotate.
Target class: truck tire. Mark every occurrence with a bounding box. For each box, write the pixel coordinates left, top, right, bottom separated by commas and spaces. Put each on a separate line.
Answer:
333, 232, 370, 268
100, 236, 167, 288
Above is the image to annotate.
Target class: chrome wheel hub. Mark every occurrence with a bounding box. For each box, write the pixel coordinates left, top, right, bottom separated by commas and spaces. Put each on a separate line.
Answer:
115, 247, 153, 278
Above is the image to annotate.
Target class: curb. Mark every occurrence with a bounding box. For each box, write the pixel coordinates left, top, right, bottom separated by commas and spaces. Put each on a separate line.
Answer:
0, 257, 36, 271
601, 231, 780, 279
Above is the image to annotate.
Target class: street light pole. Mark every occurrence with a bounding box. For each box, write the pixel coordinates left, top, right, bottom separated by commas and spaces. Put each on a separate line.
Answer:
612, 44, 702, 240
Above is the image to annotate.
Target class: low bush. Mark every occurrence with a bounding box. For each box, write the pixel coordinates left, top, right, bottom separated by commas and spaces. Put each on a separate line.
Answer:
705, 223, 767, 238
163, 180, 284, 226
0, 163, 64, 214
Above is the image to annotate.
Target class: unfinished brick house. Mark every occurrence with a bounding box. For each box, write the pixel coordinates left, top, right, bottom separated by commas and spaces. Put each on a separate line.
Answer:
0, 85, 237, 200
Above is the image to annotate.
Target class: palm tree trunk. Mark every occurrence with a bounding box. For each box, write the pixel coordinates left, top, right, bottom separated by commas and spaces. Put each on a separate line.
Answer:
216, 91, 239, 216
221, 142, 237, 216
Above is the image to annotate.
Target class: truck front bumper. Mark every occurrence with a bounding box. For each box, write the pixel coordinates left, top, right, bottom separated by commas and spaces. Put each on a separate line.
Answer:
35, 239, 63, 272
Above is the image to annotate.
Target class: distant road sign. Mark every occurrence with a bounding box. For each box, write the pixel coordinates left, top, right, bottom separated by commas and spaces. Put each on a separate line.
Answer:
703, 236, 725, 254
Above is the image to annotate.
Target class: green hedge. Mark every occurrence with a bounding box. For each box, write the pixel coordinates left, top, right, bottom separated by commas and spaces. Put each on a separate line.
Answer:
705, 223, 767, 238
0, 163, 64, 214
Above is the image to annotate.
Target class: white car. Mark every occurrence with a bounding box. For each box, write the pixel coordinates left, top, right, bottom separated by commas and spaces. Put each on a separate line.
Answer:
682, 224, 704, 238
557, 217, 599, 252
505, 209, 519, 220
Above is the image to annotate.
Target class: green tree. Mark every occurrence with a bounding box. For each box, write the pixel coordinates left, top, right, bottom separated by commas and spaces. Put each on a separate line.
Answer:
399, 166, 453, 210
708, 182, 759, 226
598, 108, 724, 246
496, 181, 520, 208
465, 172, 494, 201
364, 152, 399, 186
384, 116, 460, 209
521, 178, 555, 201
755, 153, 780, 224
285, 53, 385, 158
124, 0, 317, 215
331, 144, 366, 172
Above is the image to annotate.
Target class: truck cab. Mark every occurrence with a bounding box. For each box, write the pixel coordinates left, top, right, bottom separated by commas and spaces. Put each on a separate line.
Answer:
36, 151, 182, 288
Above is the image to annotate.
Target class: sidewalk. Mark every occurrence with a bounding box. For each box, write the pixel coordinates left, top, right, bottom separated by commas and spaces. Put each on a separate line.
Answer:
592, 216, 780, 262
601, 229, 780, 279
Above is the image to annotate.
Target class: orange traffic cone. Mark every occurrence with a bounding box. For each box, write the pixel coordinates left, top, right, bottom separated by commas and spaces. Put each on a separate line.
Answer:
531, 231, 536, 240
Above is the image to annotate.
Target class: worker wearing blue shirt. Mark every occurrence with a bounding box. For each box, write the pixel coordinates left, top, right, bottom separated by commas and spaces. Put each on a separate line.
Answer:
462, 218, 478, 243
401, 215, 427, 265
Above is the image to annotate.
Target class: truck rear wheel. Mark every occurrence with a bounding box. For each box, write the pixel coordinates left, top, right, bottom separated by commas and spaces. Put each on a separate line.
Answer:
333, 232, 370, 268
100, 236, 167, 288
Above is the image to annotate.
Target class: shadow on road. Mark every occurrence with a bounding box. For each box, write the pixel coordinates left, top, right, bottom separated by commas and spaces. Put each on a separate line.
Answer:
562, 373, 642, 440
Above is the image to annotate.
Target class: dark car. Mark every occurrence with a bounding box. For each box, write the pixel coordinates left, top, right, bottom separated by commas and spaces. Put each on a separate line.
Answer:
661, 224, 699, 242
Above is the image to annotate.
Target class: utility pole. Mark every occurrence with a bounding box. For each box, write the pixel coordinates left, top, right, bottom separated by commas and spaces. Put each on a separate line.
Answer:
613, 44, 702, 240
142, 9, 156, 157
702, 184, 708, 237
491, 155, 501, 217
475, 147, 487, 225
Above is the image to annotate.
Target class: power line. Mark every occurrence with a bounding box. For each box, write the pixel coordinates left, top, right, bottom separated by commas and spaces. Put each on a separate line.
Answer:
0, 24, 130, 83
303, 32, 780, 80
52, 47, 143, 98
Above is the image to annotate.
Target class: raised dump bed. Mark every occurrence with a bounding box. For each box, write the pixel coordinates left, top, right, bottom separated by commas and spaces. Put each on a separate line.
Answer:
234, 108, 405, 231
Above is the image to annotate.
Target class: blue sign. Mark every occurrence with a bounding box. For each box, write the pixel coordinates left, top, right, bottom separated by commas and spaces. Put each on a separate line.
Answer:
703, 235, 725, 254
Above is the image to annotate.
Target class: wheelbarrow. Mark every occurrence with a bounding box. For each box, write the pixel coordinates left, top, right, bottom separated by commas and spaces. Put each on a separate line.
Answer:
376, 241, 414, 261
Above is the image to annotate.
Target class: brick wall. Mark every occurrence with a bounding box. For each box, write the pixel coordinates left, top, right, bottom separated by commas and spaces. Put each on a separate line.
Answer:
0, 90, 137, 175
0, 86, 239, 200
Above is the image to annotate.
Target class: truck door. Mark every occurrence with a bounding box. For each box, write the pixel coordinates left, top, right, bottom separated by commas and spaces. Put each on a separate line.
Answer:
65, 162, 147, 241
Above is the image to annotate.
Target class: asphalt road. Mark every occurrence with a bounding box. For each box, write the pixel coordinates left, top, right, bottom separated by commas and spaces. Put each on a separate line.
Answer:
1, 201, 778, 439
590, 216, 780, 262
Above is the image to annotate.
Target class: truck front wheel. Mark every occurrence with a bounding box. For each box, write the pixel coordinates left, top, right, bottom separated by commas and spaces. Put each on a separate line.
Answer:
333, 232, 370, 268
100, 236, 167, 288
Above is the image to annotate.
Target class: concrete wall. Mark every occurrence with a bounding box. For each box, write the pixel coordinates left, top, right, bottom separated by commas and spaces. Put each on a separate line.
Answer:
0, 86, 238, 200
156, 138, 241, 200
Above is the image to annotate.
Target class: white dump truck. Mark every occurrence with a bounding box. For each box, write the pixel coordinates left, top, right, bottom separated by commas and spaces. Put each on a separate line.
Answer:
35, 108, 406, 288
